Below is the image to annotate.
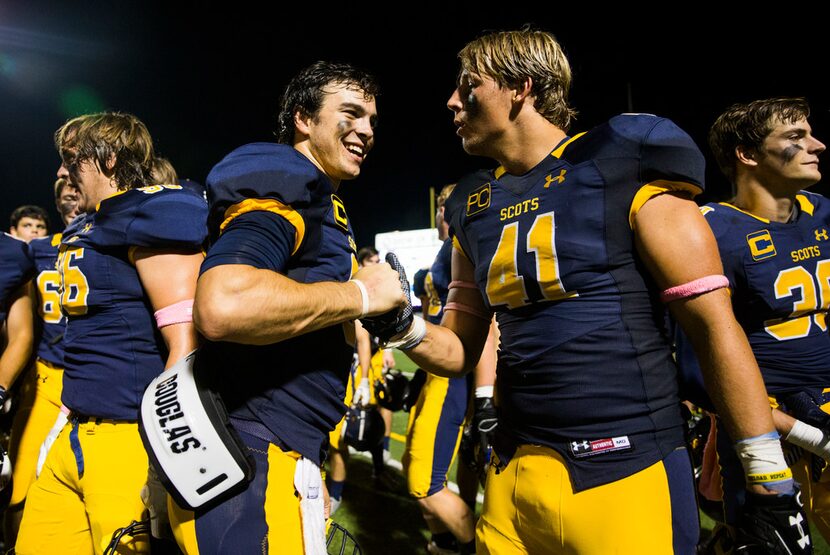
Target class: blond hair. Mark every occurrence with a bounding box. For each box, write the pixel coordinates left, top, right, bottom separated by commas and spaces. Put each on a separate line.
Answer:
436, 183, 456, 209
55, 112, 155, 190
459, 29, 576, 130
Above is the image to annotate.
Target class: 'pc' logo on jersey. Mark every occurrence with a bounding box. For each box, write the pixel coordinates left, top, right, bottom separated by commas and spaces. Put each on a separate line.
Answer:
747, 230, 776, 261
466, 183, 491, 216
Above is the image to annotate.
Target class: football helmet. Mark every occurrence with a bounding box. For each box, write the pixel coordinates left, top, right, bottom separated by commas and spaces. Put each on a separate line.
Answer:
341, 405, 384, 452
103, 519, 150, 555
374, 369, 410, 412
1, 444, 11, 492
327, 519, 362, 555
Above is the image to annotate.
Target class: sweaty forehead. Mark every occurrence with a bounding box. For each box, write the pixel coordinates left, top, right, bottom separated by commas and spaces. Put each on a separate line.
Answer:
322, 83, 374, 104
768, 116, 810, 136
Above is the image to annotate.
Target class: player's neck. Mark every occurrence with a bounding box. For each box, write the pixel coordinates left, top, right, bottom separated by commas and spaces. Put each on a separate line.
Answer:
495, 120, 567, 176
732, 180, 798, 223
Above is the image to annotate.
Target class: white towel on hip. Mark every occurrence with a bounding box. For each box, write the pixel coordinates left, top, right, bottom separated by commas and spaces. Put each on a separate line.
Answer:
293, 456, 326, 555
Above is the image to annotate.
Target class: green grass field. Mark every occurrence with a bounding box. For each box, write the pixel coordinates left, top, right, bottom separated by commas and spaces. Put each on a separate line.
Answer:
327, 353, 830, 554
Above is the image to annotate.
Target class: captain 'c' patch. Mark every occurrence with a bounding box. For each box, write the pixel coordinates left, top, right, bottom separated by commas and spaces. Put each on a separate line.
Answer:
331, 195, 349, 231
747, 230, 776, 261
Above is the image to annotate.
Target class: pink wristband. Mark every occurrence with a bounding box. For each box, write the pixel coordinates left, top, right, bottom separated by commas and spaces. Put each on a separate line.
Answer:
660, 275, 729, 303
444, 302, 492, 322
449, 280, 478, 290
154, 299, 194, 328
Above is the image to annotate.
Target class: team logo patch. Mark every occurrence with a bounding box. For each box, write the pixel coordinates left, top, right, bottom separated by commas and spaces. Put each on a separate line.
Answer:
569, 436, 632, 458
331, 194, 349, 232
466, 183, 491, 216
747, 230, 776, 261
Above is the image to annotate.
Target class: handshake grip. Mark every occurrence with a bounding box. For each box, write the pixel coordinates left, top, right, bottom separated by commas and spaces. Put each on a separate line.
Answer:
360, 252, 414, 343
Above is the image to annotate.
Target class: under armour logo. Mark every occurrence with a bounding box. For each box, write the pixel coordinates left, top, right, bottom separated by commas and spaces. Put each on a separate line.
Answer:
789, 511, 810, 549
572, 441, 589, 451
544, 170, 567, 188
815, 228, 828, 241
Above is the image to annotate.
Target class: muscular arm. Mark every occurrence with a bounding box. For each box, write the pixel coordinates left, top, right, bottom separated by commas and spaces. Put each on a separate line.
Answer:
195, 261, 404, 347
134, 249, 203, 368
634, 193, 775, 442
0, 282, 34, 389
405, 249, 492, 377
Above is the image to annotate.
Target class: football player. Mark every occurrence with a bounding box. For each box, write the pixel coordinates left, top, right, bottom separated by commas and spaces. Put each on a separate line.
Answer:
2, 177, 79, 545
174, 61, 404, 553
0, 231, 35, 512
15, 112, 207, 554
8, 205, 49, 243
376, 29, 800, 553
402, 183, 497, 555
0, 232, 35, 415
681, 97, 828, 550
151, 156, 178, 185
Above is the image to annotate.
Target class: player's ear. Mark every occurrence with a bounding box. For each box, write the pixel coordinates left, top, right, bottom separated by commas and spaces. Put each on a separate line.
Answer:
97, 153, 117, 177
735, 145, 758, 168
513, 77, 533, 103
294, 109, 312, 138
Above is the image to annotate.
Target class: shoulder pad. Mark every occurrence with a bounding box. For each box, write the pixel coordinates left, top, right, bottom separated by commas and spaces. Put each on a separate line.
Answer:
206, 143, 328, 233
796, 190, 825, 218
612, 115, 705, 193
124, 186, 208, 249
0, 233, 35, 304
699, 202, 739, 241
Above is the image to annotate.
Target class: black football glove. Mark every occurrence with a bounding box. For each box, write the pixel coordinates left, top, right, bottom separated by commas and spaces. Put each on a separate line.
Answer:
459, 422, 476, 470
360, 252, 414, 343
401, 369, 426, 413
458, 420, 489, 487
780, 389, 830, 430
735, 488, 812, 554
0, 385, 10, 414
474, 396, 498, 460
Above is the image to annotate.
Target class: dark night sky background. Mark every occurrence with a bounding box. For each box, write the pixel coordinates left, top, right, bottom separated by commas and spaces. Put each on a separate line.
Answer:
1, 4, 828, 248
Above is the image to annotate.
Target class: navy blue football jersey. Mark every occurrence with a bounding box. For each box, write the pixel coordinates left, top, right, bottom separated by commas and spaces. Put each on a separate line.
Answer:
58, 185, 207, 420
413, 268, 429, 299
28, 233, 66, 366
701, 194, 830, 394
0, 232, 35, 321
423, 238, 452, 324
447, 114, 705, 491
197, 143, 358, 466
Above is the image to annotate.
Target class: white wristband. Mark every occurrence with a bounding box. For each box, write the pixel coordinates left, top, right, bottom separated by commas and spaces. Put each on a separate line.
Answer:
787, 419, 830, 459
734, 432, 792, 485
350, 279, 369, 318
475, 385, 494, 398
383, 316, 427, 350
